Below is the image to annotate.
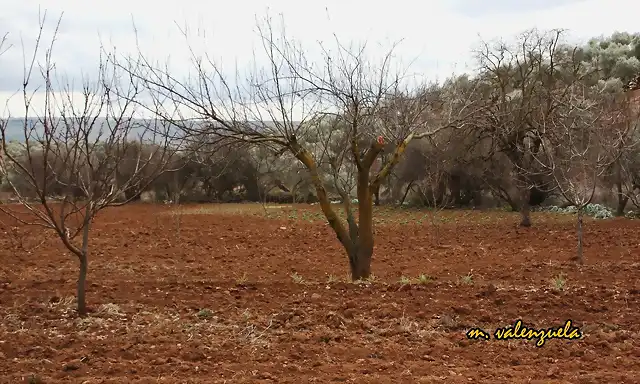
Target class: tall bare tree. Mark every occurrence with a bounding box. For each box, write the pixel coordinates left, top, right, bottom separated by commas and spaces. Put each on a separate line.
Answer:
472, 29, 589, 227
609, 78, 640, 214
121, 15, 480, 280
0, 12, 179, 316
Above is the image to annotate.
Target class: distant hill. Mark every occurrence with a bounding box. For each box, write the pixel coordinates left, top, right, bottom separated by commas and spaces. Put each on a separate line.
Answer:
0, 118, 294, 142
0, 117, 187, 142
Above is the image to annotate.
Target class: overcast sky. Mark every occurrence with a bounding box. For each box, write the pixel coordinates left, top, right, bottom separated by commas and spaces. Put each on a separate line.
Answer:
0, 0, 637, 118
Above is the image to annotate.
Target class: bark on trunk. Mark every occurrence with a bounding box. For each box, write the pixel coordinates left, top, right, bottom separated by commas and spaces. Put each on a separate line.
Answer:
291, 135, 400, 281
614, 160, 628, 216
576, 208, 584, 265
520, 188, 531, 227
292, 144, 352, 258
616, 196, 628, 217
77, 215, 91, 317
77, 253, 88, 316
616, 181, 628, 216
353, 160, 375, 280
349, 245, 373, 280
57, 204, 94, 318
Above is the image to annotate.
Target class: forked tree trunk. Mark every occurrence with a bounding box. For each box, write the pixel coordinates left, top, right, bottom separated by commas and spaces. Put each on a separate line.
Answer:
292, 144, 380, 280
292, 146, 358, 274
291, 135, 409, 281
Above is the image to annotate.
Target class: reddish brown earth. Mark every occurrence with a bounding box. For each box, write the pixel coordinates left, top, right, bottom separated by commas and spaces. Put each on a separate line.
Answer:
1, 203, 639, 383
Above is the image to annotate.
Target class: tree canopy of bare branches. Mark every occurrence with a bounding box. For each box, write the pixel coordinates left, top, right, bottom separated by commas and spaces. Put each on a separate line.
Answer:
119, 14, 482, 280
470, 29, 593, 226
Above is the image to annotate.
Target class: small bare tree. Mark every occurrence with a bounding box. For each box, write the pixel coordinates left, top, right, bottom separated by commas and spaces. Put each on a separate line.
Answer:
0, 12, 179, 316
531, 83, 628, 264
417, 147, 455, 247
121, 15, 481, 280
394, 137, 453, 245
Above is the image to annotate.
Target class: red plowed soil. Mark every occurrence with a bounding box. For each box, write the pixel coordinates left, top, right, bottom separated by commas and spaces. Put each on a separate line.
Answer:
1, 203, 639, 383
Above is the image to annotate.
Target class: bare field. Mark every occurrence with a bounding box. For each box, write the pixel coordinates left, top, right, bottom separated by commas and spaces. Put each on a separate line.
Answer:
1, 203, 639, 383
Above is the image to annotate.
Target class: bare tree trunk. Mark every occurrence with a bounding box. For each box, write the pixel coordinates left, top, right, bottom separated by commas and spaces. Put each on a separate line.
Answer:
77, 253, 88, 316
398, 180, 415, 207
576, 208, 584, 265
520, 188, 532, 227
293, 145, 356, 271
348, 244, 373, 280
374, 185, 381, 206
615, 167, 628, 216
616, 190, 628, 216
293, 137, 390, 281
353, 167, 375, 280
77, 217, 91, 317
290, 179, 305, 204
449, 174, 461, 206
435, 177, 447, 207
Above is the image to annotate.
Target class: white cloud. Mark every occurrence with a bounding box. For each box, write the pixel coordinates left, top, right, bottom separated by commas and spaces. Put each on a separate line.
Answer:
0, 0, 636, 118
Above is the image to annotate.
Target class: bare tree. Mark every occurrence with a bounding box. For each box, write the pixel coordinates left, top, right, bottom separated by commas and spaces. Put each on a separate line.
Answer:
531, 83, 628, 264
0, 12, 179, 316
414, 146, 454, 246
120, 15, 480, 280
620, 158, 640, 213
610, 80, 640, 214
472, 29, 589, 227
